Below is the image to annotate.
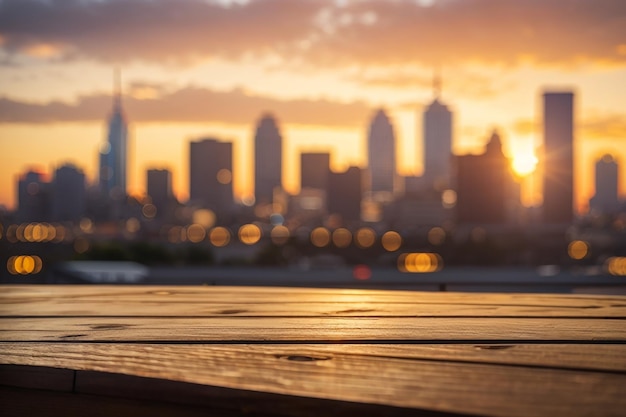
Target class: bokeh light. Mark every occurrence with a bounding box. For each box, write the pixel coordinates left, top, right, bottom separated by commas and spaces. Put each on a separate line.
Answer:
74, 238, 90, 254
310, 227, 331, 248
209, 227, 231, 247
6, 224, 18, 243
270, 225, 290, 245
355, 227, 376, 249
239, 224, 262, 245
398, 252, 443, 273
442, 189, 457, 209
568, 240, 589, 260
353, 264, 372, 280
167, 225, 184, 243
80, 218, 93, 233
428, 227, 446, 246
193, 209, 216, 228
142, 203, 157, 219
381, 231, 402, 252
332, 228, 352, 248
186, 223, 207, 243
126, 217, 140, 233
606, 257, 626, 276
8, 255, 43, 275
216, 168, 232, 184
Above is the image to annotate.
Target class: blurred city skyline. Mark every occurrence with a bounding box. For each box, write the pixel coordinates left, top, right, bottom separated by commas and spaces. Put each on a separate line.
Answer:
1, 0, 626, 211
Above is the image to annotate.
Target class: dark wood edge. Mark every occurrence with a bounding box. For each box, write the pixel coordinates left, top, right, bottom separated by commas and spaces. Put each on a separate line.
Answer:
0, 364, 466, 417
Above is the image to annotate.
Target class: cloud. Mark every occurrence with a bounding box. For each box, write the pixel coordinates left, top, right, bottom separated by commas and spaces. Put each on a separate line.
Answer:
352, 68, 507, 99
581, 113, 626, 139
511, 114, 626, 140
0, 0, 624, 67
0, 0, 323, 63
0, 86, 371, 127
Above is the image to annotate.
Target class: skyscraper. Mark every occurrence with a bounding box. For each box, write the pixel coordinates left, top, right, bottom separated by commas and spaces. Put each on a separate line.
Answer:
542, 91, 574, 224
147, 168, 173, 216
300, 152, 330, 190
328, 166, 363, 225
254, 114, 283, 205
99, 70, 128, 199
52, 164, 86, 222
367, 109, 396, 195
189, 138, 233, 214
422, 74, 453, 191
17, 170, 50, 222
590, 154, 619, 214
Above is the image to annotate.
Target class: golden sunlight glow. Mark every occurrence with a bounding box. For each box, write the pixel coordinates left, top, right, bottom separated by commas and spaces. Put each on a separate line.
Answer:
512, 153, 538, 177
24, 43, 65, 58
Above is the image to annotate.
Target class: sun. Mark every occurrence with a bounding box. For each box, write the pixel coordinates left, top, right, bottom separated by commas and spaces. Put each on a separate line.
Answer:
512, 153, 538, 177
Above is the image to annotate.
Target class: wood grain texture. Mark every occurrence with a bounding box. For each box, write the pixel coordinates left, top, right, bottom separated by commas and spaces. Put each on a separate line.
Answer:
1, 343, 625, 417
2, 286, 625, 319
1, 285, 626, 417
1, 316, 625, 342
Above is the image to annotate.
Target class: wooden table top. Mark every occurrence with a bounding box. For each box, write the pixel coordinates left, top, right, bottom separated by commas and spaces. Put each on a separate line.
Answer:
1, 285, 625, 417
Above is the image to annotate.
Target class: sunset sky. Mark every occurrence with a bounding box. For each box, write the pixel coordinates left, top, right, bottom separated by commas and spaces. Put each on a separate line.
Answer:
1, 0, 625, 212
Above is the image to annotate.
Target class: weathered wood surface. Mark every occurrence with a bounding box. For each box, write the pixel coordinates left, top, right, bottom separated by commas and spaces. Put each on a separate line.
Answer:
1, 285, 626, 417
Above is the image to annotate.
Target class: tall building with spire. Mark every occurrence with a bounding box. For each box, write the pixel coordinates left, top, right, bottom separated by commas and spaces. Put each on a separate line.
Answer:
422, 72, 453, 191
254, 114, 283, 206
367, 109, 396, 196
99, 69, 128, 199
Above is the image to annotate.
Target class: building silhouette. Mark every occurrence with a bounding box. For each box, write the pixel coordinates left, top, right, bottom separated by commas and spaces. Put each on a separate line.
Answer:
542, 91, 574, 224
254, 114, 283, 206
99, 70, 128, 199
367, 109, 396, 196
52, 164, 85, 222
328, 166, 363, 226
189, 139, 233, 216
423, 74, 453, 191
300, 152, 330, 190
455, 131, 516, 225
17, 170, 50, 222
590, 154, 619, 214
147, 168, 173, 217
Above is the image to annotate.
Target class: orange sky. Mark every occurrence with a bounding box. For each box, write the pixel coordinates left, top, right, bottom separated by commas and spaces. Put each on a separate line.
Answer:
1, 0, 625, 213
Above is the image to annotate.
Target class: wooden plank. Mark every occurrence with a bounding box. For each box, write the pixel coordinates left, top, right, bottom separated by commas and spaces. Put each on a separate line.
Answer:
3, 299, 626, 318
2, 285, 625, 318
1, 317, 624, 342
3, 285, 626, 309
2, 342, 626, 375
0, 343, 624, 417
75, 370, 442, 417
